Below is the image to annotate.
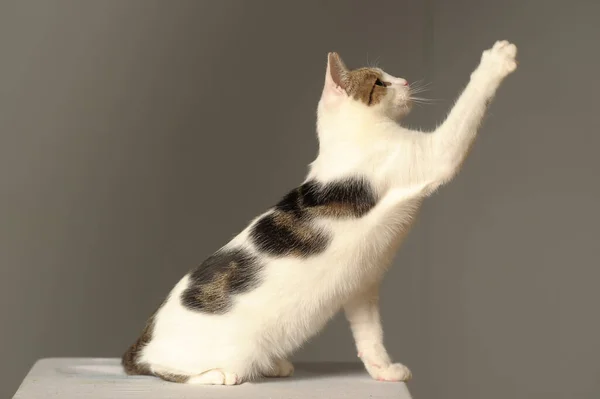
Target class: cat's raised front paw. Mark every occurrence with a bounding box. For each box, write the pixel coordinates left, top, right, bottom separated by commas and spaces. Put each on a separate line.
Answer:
474, 40, 518, 80
367, 362, 412, 382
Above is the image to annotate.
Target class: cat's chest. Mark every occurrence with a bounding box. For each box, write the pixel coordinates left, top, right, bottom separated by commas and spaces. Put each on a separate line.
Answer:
371, 187, 425, 228
361, 195, 424, 260
321, 195, 423, 266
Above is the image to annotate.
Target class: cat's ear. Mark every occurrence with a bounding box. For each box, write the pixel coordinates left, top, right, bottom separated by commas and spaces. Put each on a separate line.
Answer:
322, 52, 348, 99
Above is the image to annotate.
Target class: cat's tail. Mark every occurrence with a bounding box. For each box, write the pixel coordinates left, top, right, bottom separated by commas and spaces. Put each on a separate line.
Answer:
121, 331, 194, 383
121, 335, 152, 376
121, 317, 155, 376
120, 314, 191, 383
121, 305, 193, 383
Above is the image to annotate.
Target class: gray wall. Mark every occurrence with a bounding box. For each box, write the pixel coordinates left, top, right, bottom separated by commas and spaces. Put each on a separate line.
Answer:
1, 1, 598, 398
422, 1, 600, 398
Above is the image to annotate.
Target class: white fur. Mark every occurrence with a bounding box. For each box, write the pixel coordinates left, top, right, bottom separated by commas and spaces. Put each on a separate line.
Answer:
139, 41, 517, 384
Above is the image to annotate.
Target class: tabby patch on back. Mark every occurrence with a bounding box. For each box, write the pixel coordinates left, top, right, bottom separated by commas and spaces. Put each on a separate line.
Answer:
182, 249, 262, 314
250, 177, 377, 258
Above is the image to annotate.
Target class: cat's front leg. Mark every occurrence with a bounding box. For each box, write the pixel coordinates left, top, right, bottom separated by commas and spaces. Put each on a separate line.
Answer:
425, 40, 518, 187
343, 283, 411, 382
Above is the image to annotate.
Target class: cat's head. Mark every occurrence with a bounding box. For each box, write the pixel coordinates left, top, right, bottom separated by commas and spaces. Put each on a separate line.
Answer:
318, 52, 412, 122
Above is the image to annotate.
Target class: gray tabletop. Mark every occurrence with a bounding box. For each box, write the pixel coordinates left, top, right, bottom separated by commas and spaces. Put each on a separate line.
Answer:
13, 358, 413, 398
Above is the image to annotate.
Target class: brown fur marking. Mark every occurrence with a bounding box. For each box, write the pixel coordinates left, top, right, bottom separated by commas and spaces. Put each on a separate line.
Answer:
181, 249, 262, 314
329, 52, 388, 107
271, 210, 328, 257
345, 67, 388, 106
299, 178, 377, 218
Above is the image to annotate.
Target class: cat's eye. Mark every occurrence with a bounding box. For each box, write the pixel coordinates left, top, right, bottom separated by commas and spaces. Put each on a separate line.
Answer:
375, 79, 387, 87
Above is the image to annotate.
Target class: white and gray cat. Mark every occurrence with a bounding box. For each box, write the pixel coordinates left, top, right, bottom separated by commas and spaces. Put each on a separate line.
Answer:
123, 40, 518, 385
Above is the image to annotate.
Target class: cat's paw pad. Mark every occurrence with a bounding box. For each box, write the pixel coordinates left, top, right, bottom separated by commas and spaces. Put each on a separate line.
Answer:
188, 369, 240, 385
264, 359, 294, 378
369, 363, 412, 382
224, 372, 240, 385
478, 40, 518, 78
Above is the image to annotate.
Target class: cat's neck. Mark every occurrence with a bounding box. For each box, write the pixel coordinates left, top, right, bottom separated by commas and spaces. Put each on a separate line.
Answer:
318, 105, 394, 148
309, 120, 400, 183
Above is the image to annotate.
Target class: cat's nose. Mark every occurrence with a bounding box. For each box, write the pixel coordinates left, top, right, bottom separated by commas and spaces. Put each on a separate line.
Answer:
395, 78, 409, 87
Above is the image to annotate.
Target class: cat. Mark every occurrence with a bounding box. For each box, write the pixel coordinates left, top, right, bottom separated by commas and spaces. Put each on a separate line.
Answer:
122, 40, 517, 385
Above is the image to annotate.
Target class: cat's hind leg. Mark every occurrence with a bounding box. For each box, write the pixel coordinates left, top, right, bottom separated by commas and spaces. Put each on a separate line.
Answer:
262, 358, 294, 378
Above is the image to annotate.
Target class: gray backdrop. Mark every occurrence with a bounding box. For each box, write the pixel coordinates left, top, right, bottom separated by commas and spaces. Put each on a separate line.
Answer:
1, 1, 598, 398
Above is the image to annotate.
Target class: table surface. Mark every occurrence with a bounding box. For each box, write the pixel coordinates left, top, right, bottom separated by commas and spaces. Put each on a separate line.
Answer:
13, 358, 413, 399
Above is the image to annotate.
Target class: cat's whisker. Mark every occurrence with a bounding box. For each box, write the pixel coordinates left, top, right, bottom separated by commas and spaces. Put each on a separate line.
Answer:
373, 55, 381, 68
409, 96, 441, 105
411, 96, 438, 101
412, 81, 432, 87
411, 101, 439, 105
366, 54, 382, 69
409, 81, 433, 90
409, 90, 431, 97
409, 84, 433, 94
409, 79, 431, 86
409, 88, 431, 95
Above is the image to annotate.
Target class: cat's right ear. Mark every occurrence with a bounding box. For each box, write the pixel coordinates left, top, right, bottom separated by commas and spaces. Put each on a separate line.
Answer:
322, 52, 348, 101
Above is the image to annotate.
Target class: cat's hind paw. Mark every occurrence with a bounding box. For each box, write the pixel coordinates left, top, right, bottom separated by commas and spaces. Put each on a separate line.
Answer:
263, 358, 294, 378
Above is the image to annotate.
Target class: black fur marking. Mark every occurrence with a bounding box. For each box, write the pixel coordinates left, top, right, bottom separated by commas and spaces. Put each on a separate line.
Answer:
276, 187, 304, 218
181, 248, 262, 314
251, 212, 329, 257
298, 178, 377, 218
250, 176, 377, 258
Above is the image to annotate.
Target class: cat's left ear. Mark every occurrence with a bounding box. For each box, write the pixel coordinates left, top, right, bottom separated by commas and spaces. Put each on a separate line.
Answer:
322, 52, 348, 99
